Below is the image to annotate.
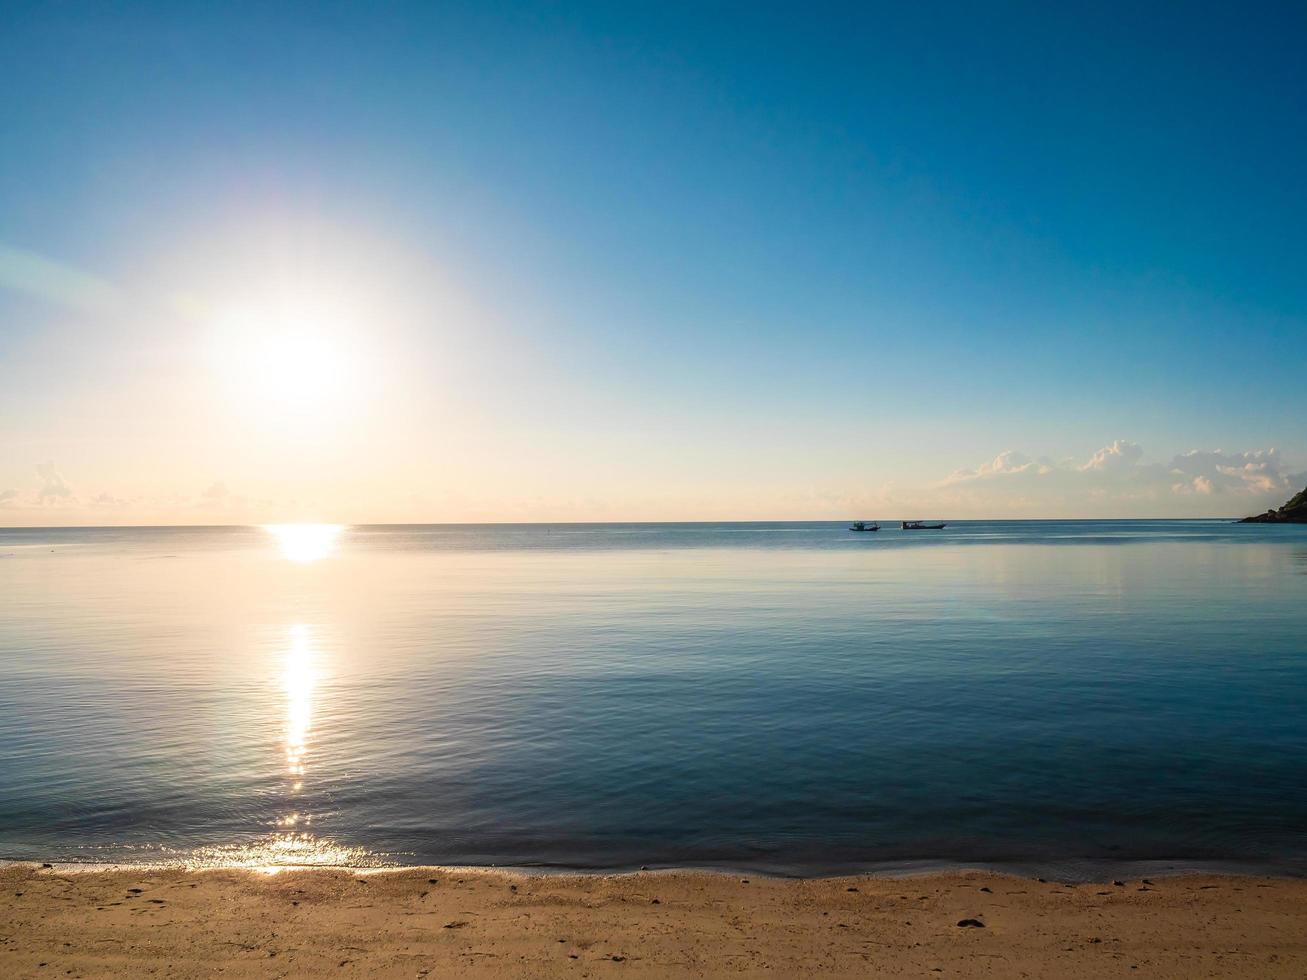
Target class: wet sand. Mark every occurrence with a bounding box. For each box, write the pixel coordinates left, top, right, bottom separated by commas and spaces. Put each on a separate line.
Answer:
3, 865, 1306, 978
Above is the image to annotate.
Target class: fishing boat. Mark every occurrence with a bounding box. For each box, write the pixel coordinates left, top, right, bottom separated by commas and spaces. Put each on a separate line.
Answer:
849, 521, 880, 532
900, 520, 946, 530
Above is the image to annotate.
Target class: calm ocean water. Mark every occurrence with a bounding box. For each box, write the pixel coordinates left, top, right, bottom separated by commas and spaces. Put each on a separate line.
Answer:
1, 520, 1305, 877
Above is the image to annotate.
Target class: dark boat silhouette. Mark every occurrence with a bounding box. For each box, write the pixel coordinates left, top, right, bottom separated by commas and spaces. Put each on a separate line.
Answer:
849, 521, 880, 532
901, 520, 946, 530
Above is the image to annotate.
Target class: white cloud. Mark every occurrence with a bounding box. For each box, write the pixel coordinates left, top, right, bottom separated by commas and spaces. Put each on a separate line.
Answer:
941, 450, 1052, 486
1080, 439, 1144, 471
933, 440, 1304, 516
1167, 448, 1293, 496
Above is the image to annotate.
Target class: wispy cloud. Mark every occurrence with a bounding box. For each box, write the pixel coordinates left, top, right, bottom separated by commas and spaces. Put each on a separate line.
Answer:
0, 244, 121, 313
35, 461, 73, 502
941, 449, 1052, 486
0, 464, 256, 520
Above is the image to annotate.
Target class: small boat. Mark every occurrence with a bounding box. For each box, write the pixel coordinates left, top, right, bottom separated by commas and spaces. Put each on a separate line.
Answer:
849, 521, 880, 532
901, 521, 946, 530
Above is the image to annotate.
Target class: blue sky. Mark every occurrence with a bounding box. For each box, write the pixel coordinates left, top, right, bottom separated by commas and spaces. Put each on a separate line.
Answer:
2, 2, 1305, 521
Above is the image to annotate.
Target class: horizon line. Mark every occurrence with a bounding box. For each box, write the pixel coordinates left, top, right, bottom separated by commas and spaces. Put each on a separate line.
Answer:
0, 516, 1265, 532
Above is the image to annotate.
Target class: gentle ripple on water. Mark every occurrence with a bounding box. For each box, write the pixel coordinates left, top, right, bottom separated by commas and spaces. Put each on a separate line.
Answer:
1, 520, 1305, 876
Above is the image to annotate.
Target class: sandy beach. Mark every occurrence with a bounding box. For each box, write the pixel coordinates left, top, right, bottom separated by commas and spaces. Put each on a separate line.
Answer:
3, 865, 1306, 978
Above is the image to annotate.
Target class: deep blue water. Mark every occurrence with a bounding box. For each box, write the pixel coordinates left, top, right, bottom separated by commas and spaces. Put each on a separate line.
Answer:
1, 520, 1305, 877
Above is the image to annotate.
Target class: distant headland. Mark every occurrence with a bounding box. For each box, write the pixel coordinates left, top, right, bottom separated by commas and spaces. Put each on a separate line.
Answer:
1240, 486, 1307, 523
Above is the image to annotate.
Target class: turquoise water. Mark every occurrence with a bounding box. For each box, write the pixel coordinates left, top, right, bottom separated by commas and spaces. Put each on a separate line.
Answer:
1, 521, 1305, 876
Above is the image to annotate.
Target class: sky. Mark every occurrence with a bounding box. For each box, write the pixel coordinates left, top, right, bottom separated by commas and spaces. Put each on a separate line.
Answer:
2, 1, 1305, 523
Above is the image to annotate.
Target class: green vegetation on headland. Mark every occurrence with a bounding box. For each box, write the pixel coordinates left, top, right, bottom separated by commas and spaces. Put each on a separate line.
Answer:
1240, 485, 1307, 523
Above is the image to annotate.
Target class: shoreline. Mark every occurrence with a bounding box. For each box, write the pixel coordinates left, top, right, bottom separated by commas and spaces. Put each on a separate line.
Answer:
5, 864, 1306, 978
5, 855, 1304, 883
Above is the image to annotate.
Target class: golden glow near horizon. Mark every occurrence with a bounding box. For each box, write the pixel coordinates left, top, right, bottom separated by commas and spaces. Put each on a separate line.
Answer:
265, 523, 343, 562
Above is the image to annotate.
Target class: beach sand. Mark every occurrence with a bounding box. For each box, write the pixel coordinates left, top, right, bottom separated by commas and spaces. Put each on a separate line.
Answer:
3, 865, 1306, 977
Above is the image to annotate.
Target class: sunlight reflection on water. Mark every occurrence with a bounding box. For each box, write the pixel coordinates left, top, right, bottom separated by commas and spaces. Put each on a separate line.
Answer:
219, 621, 379, 868
264, 523, 343, 562
188, 622, 382, 870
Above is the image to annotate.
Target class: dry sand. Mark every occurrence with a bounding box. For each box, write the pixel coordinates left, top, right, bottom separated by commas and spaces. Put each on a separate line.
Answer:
3, 864, 1306, 978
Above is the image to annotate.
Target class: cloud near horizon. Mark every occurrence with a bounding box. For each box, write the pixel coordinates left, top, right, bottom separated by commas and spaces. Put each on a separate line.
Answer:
1, 442, 1303, 523
934, 440, 1304, 516
0, 464, 261, 520
34, 461, 73, 502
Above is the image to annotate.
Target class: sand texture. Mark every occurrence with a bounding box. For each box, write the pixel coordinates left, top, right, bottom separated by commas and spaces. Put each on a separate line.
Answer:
3, 865, 1306, 977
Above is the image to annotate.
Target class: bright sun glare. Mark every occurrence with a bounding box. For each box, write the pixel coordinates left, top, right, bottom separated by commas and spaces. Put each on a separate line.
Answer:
207, 292, 361, 421
250, 330, 348, 412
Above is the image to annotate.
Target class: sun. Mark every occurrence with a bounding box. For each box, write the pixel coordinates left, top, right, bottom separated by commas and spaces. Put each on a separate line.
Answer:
206, 283, 367, 425
210, 306, 351, 415
247, 328, 348, 412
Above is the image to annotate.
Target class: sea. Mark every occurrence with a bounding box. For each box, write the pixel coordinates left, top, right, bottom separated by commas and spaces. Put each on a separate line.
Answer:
1, 520, 1305, 878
